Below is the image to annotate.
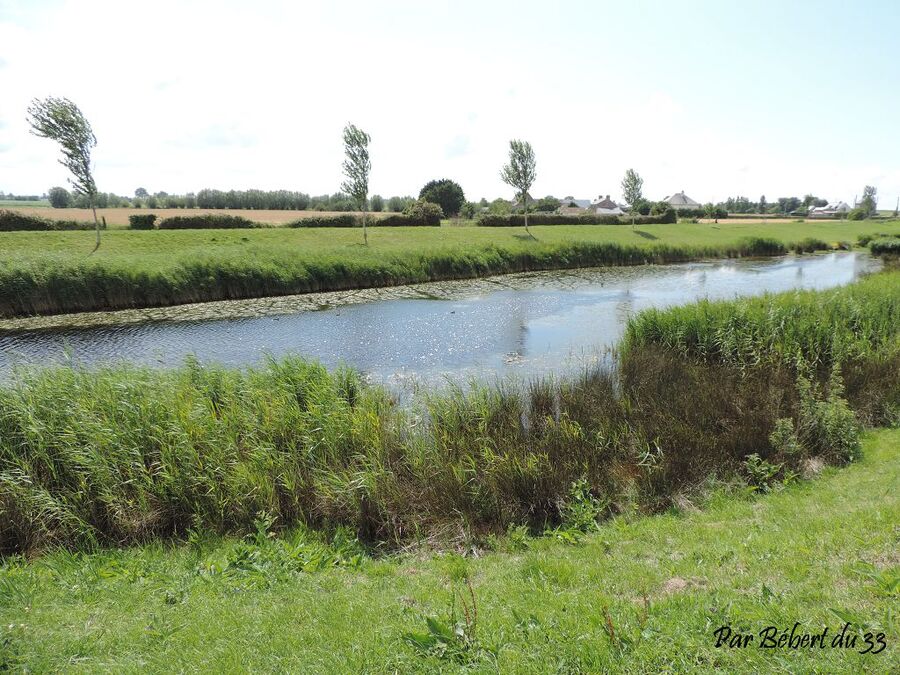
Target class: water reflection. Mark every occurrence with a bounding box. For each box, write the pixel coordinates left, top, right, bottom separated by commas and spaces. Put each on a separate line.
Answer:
0, 253, 879, 388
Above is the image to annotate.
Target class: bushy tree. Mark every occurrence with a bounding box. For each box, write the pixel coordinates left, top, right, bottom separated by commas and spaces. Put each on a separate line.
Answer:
403, 199, 444, 223
533, 195, 561, 212
758, 195, 767, 214
488, 198, 512, 215
460, 201, 477, 219
500, 139, 537, 237
340, 123, 372, 244
370, 194, 384, 212
47, 186, 71, 208
418, 179, 465, 217
135, 187, 149, 199
621, 168, 644, 226
27, 96, 101, 250
859, 185, 877, 216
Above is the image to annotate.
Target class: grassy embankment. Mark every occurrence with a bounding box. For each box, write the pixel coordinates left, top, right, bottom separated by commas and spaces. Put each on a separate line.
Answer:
1, 428, 896, 672
1, 219, 898, 318
2, 271, 897, 556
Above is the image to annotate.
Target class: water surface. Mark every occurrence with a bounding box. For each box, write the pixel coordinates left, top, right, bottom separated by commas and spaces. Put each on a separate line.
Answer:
0, 253, 877, 389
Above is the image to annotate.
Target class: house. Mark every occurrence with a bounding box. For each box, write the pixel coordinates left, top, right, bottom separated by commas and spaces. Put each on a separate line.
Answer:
663, 191, 701, 210
556, 196, 591, 215
561, 196, 592, 209
808, 201, 851, 218
589, 194, 624, 215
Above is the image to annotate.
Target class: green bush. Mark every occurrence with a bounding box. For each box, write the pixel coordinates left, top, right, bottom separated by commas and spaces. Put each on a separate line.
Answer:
791, 237, 829, 254
870, 238, 900, 256
288, 215, 358, 228
0, 209, 98, 232
847, 208, 867, 221
796, 365, 861, 463
403, 200, 444, 226
376, 214, 440, 227
157, 214, 261, 229
128, 214, 157, 230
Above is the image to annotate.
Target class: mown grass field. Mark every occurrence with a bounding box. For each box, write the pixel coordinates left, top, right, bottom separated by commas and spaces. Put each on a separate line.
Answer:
2, 219, 898, 318
1, 428, 896, 672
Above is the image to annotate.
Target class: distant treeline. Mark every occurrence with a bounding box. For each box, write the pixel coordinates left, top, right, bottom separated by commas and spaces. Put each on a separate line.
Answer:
0, 192, 43, 201
45, 187, 417, 212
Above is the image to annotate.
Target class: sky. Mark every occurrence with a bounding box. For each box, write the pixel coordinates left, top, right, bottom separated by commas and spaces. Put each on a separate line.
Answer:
1, 0, 899, 207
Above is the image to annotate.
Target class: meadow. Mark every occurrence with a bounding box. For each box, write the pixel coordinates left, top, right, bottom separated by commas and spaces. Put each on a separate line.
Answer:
1, 219, 898, 318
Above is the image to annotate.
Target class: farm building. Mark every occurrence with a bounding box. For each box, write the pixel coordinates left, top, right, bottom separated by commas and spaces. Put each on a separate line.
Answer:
663, 191, 701, 210
808, 201, 852, 218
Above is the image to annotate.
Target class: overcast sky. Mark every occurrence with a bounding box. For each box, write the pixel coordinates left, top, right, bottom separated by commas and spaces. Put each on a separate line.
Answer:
1, 0, 898, 207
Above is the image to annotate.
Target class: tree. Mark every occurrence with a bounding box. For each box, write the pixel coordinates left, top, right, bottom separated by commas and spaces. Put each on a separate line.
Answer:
27, 97, 101, 250
500, 139, 537, 237
418, 179, 465, 217
135, 187, 149, 199
340, 123, 372, 244
533, 195, 561, 212
370, 194, 384, 212
48, 186, 71, 208
621, 168, 644, 227
859, 185, 877, 216
759, 195, 767, 214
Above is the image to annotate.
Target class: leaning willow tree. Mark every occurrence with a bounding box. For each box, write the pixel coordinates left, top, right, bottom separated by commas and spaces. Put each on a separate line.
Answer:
341, 123, 372, 245
500, 139, 537, 238
27, 97, 102, 251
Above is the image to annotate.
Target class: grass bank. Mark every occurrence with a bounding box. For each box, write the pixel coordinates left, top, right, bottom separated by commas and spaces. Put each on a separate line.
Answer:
1, 428, 896, 672
1, 220, 898, 317
2, 272, 897, 555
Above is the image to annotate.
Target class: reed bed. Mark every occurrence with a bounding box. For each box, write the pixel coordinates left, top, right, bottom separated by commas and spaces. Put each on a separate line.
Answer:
1, 273, 898, 555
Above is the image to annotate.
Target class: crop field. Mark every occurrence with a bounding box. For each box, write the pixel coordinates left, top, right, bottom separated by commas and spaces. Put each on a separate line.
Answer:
1, 219, 898, 318
3, 206, 384, 227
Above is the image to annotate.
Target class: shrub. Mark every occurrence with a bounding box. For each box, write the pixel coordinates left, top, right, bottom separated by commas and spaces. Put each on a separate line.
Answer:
403, 200, 444, 226
128, 214, 157, 230
0, 209, 98, 231
847, 207, 867, 221
288, 215, 358, 228
733, 237, 786, 256
376, 214, 440, 227
742, 453, 783, 492
157, 214, 260, 229
870, 238, 900, 256
796, 365, 861, 463
769, 418, 802, 457
791, 237, 829, 254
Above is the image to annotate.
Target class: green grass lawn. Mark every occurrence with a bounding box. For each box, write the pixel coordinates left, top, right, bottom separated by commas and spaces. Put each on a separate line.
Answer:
2, 428, 896, 673
2, 218, 898, 261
